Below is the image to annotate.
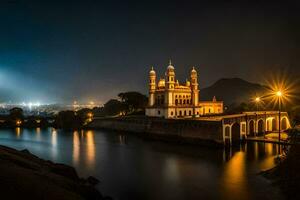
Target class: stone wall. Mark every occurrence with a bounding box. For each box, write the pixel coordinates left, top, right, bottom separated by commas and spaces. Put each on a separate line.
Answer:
88, 117, 223, 144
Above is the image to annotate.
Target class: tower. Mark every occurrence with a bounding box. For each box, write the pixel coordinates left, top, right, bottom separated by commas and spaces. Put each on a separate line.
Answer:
165, 60, 175, 106
191, 66, 199, 106
148, 66, 156, 106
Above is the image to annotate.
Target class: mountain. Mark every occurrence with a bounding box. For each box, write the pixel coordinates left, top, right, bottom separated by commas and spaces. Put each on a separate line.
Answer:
200, 78, 268, 106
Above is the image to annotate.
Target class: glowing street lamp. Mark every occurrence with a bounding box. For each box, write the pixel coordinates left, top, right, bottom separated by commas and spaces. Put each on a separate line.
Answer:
276, 91, 282, 97
276, 90, 283, 144
254, 96, 261, 137
255, 97, 260, 111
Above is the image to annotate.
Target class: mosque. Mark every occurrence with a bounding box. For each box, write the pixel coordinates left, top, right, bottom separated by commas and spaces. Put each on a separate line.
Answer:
145, 61, 223, 118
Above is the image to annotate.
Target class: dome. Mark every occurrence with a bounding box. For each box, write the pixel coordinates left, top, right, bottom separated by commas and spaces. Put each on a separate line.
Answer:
149, 66, 156, 75
158, 79, 165, 87
167, 60, 174, 70
167, 64, 174, 70
186, 80, 190, 86
191, 66, 197, 73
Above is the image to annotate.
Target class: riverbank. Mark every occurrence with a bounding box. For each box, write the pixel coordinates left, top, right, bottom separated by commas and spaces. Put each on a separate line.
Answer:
87, 116, 224, 146
262, 132, 300, 200
0, 145, 109, 200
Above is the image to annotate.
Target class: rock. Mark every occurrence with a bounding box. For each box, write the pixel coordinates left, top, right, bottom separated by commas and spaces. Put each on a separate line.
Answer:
87, 176, 100, 186
50, 163, 80, 181
0, 145, 106, 200
20, 149, 31, 154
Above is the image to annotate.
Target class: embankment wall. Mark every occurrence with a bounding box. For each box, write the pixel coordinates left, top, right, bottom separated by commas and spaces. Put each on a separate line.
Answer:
88, 117, 223, 144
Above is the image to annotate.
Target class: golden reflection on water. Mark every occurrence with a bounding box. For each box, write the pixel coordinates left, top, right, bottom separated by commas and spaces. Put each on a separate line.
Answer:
51, 128, 57, 146
36, 127, 41, 140
72, 130, 96, 168
51, 128, 58, 158
259, 143, 277, 171
15, 127, 21, 138
86, 130, 95, 167
221, 151, 249, 200
73, 131, 80, 165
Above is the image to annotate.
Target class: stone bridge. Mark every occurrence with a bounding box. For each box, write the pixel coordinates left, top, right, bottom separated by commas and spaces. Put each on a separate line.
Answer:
219, 111, 291, 144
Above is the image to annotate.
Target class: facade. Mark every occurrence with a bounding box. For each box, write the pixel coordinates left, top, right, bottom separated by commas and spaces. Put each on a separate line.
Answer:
146, 61, 223, 118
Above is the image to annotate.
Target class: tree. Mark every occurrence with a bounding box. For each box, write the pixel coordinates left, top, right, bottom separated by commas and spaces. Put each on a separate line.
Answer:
76, 108, 93, 124
9, 107, 24, 120
103, 99, 125, 116
55, 110, 81, 130
118, 92, 148, 114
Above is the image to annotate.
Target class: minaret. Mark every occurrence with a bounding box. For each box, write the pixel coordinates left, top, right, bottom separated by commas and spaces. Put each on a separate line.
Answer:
148, 66, 156, 106
190, 66, 199, 106
165, 60, 175, 106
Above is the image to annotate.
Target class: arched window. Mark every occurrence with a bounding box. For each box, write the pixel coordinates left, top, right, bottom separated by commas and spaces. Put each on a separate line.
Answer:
158, 110, 160, 115
189, 111, 192, 116
175, 99, 178, 105
183, 100, 186, 104
179, 111, 182, 116
171, 111, 173, 116
180, 99, 182, 104
208, 108, 211, 113
184, 111, 187, 116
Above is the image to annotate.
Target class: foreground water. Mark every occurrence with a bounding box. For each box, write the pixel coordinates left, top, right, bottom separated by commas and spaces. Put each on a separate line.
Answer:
0, 128, 284, 200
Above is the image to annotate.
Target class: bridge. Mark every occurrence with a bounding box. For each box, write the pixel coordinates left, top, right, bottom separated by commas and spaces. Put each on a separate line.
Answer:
218, 111, 291, 144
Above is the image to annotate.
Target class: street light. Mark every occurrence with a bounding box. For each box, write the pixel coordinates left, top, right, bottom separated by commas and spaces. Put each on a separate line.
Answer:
254, 97, 261, 137
273, 89, 285, 157
276, 90, 282, 145
255, 97, 260, 111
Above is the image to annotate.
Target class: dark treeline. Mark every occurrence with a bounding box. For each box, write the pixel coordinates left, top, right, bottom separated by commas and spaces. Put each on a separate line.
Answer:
93, 92, 148, 117
0, 91, 148, 130
0, 107, 51, 128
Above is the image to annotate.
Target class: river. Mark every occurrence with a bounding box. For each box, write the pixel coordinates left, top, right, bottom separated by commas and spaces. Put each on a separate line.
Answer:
0, 128, 284, 200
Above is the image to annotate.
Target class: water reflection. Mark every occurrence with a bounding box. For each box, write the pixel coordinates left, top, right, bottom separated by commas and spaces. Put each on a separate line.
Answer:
72, 130, 96, 169
220, 142, 282, 200
118, 134, 127, 145
164, 157, 180, 182
86, 130, 95, 168
0, 129, 284, 200
51, 128, 58, 158
36, 127, 41, 141
73, 131, 80, 165
222, 150, 249, 200
15, 127, 21, 138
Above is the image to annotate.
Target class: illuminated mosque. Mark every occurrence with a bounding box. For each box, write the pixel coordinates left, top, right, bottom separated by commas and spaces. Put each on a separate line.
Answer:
146, 61, 223, 118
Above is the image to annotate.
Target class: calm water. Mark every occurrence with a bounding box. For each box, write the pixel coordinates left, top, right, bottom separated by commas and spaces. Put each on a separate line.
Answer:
0, 128, 284, 200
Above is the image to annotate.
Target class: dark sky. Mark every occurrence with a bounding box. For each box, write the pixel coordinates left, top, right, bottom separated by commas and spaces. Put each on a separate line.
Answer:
0, 0, 299, 104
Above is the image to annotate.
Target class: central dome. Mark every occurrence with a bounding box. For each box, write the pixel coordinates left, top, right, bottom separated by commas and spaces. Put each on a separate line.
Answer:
167, 60, 174, 70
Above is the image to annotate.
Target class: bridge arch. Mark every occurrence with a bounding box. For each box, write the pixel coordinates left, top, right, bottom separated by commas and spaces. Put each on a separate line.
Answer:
281, 117, 289, 130
257, 119, 264, 133
272, 118, 277, 131
231, 123, 241, 142
225, 126, 230, 137
248, 120, 255, 136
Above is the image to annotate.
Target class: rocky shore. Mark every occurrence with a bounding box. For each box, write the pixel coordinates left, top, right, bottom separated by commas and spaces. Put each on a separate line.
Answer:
0, 145, 110, 200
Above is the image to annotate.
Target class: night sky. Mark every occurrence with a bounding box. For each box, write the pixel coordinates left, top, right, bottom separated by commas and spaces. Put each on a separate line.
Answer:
0, 0, 299, 104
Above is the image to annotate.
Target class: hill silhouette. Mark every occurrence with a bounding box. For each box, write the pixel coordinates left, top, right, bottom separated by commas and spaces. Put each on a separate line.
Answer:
200, 78, 268, 106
